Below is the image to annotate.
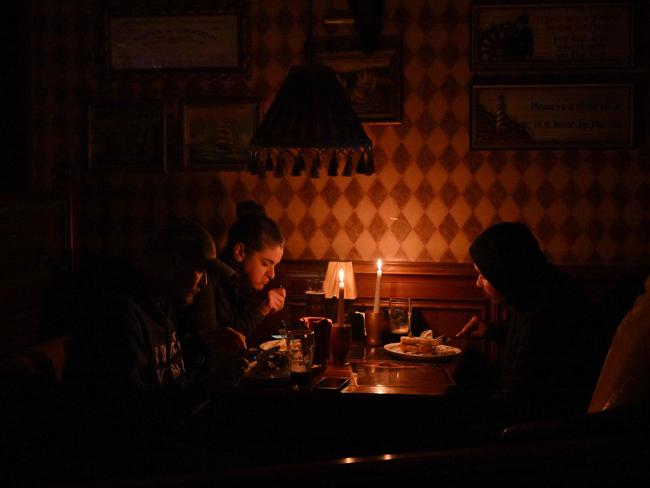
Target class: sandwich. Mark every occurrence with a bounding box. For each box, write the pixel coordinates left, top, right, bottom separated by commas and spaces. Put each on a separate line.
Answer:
399, 335, 441, 354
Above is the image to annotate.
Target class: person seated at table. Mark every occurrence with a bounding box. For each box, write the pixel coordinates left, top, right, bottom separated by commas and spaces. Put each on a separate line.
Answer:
179, 200, 286, 359
454, 221, 609, 428
64, 217, 247, 439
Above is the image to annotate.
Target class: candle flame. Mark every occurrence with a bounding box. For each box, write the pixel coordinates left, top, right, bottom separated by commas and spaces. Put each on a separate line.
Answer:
339, 267, 345, 283
377, 258, 382, 271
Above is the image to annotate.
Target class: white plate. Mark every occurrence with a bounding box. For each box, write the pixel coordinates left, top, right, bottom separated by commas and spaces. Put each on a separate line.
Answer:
383, 342, 461, 361
259, 339, 287, 352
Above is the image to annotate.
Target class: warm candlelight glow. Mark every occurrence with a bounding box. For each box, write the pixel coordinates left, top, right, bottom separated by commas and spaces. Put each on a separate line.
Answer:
339, 267, 345, 284
377, 258, 382, 271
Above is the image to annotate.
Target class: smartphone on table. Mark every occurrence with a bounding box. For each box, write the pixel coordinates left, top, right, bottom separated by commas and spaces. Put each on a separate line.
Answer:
313, 377, 350, 391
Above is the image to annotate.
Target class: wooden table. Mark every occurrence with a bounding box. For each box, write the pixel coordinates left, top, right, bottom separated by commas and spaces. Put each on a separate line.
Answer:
316, 339, 467, 397
189, 338, 472, 466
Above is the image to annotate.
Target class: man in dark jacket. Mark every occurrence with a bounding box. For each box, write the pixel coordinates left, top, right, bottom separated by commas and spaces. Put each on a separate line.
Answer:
65, 218, 246, 435
455, 222, 608, 426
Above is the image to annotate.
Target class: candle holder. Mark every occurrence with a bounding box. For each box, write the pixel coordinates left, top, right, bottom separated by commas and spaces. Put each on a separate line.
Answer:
323, 260, 357, 330
364, 311, 383, 346
330, 323, 352, 365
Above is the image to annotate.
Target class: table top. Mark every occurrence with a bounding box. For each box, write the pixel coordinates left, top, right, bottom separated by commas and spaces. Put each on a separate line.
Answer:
316, 339, 466, 396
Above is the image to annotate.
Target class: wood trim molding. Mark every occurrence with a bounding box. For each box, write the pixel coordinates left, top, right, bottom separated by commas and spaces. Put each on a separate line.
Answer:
269, 260, 648, 339
275, 260, 648, 301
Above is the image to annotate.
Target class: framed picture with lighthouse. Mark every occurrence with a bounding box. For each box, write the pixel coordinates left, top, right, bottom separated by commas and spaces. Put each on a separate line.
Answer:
182, 98, 258, 170
470, 82, 634, 149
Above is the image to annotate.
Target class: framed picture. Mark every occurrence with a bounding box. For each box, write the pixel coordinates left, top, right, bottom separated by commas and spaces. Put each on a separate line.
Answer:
106, 1, 250, 74
470, 82, 634, 149
182, 99, 257, 170
471, 3, 633, 70
88, 102, 166, 171
314, 36, 402, 123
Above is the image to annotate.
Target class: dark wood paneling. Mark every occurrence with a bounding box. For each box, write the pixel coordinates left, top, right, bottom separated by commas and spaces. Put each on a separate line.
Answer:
0, 197, 70, 354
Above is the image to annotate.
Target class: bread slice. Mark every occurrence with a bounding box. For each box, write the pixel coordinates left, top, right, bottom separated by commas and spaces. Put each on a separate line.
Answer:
399, 335, 441, 354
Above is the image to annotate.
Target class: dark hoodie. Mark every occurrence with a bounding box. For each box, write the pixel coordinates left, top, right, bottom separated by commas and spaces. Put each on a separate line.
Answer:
179, 257, 265, 339
176, 257, 266, 377
64, 261, 208, 436
468, 222, 607, 422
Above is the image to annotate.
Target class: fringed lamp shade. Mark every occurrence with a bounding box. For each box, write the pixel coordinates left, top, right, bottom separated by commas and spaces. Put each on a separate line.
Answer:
249, 65, 374, 177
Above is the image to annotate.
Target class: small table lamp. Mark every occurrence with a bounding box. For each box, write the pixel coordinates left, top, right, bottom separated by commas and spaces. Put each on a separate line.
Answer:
323, 261, 357, 301
323, 261, 356, 365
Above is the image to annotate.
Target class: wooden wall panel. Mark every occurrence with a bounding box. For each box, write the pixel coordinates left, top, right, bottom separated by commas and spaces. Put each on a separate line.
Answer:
0, 197, 70, 354
252, 260, 649, 347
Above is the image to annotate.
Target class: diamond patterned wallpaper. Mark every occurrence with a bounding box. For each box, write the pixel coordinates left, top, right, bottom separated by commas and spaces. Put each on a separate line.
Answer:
31, 0, 649, 265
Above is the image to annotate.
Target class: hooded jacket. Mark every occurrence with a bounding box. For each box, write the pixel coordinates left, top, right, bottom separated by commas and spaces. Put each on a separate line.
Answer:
469, 222, 607, 421
64, 261, 208, 434
176, 257, 266, 378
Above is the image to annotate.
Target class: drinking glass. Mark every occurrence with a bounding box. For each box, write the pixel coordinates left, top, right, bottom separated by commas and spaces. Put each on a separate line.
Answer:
389, 298, 411, 336
287, 329, 315, 386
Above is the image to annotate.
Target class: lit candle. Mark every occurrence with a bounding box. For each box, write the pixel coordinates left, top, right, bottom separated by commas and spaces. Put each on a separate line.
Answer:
336, 267, 345, 326
373, 258, 382, 313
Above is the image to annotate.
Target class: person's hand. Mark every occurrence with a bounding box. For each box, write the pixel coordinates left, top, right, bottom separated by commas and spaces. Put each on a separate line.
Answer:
456, 316, 488, 338
205, 356, 248, 391
260, 287, 286, 316
201, 327, 247, 359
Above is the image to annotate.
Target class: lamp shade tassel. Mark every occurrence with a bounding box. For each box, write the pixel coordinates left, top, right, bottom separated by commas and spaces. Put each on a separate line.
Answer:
342, 153, 353, 176
291, 154, 305, 176
327, 152, 338, 176
265, 153, 274, 171
274, 157, 284, 177
310, 154, 321, 178
356, 151, 367, 175
365, 150, 375, 175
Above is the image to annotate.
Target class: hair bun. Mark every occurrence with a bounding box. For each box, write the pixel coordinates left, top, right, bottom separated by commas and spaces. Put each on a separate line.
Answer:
236, 200, 265, 220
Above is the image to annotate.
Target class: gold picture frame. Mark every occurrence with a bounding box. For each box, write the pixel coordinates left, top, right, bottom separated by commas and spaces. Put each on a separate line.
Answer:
314, 36, 403, 123
182, 99, 258, 170
471, 3, 634, 70
470, 82, 634, 149
106, 1, 251, 75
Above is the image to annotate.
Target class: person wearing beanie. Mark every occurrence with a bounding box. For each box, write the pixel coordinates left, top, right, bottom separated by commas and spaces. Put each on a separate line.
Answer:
454, 222, 608, 429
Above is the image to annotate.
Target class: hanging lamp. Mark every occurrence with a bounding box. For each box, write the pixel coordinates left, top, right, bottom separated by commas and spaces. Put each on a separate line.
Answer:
249, 0, 374, 178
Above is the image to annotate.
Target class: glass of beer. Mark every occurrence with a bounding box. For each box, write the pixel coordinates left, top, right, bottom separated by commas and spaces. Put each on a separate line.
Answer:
330, 324, 352, 366
287, 329, 315, 387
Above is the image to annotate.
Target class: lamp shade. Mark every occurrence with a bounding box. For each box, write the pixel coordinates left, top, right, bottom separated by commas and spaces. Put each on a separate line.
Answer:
323, 261, 358, 299
249, 65, 374, 177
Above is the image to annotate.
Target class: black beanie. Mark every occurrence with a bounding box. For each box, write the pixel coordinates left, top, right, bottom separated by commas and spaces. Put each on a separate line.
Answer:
469, 222, 547, 299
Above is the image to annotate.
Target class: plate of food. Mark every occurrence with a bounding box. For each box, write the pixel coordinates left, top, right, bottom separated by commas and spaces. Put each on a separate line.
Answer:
242, 344, 290, 385
259, 338, 287, 352
384, 336, 461, 361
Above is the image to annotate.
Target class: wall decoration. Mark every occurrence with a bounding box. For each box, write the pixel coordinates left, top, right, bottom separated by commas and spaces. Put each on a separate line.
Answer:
470, 83, 633, 149
471, 3, 633, 69
314, 37, 402, 123
106, 1, 250, 74
182, 99, 257, 170
88, 102, 166, 171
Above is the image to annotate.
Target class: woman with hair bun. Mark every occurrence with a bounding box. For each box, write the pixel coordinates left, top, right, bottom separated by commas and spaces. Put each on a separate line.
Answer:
216, 199, 286, 333
179, 200, 285, 363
